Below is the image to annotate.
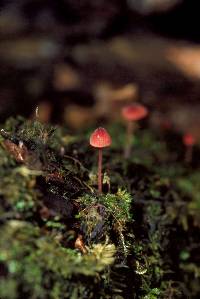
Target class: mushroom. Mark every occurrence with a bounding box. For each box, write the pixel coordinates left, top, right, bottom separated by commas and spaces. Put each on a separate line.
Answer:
122, 103, 148, 158
90, 127, 112, 194
183, 133, 196, 163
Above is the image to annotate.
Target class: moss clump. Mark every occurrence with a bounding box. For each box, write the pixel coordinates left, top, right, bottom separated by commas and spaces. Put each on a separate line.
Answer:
0, 221, 116, 299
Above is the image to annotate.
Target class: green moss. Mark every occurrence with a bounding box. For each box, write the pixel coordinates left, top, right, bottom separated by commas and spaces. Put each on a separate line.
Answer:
0, 221, 116, 299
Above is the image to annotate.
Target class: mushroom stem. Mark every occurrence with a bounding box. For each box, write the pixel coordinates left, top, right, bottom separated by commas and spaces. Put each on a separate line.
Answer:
124, 121, 134, 158
185, 145, 193, 163
98, 148, 103, 193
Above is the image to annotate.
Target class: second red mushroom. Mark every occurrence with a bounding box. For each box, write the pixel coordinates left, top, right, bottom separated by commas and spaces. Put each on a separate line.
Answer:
122, 103, 148, 158
183, 133, 196, 163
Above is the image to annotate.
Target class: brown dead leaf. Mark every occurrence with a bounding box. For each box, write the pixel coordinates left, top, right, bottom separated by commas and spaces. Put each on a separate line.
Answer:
64, 105, 94, 129
75, 234, 87, 254
95, 82, 137, 102
53, 64, 81, 91
167, 45, 200, 79
2, 140, 28, 163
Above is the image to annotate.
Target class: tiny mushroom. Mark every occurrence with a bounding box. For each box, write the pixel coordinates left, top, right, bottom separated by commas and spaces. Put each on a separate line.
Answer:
183, 133, 196, 163
90, 127, 112, 193
122, 103, 148, 158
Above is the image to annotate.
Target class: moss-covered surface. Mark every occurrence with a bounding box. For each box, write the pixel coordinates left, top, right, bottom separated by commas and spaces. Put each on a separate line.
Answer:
0, 117, 200, 299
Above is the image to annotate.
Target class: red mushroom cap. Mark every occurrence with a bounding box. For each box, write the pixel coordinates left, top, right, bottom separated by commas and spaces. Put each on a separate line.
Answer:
122, 104, 148, 121
90, 127, 112, 148
183, 133, 196, 146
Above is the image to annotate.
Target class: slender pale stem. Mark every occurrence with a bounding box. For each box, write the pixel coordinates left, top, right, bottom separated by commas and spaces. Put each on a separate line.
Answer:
98, 148, 103, 193
185, 145, 193, 163
124, 121, 134, 159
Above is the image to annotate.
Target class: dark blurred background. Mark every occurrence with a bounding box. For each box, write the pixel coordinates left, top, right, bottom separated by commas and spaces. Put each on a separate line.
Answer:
1, 0, 200, 134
